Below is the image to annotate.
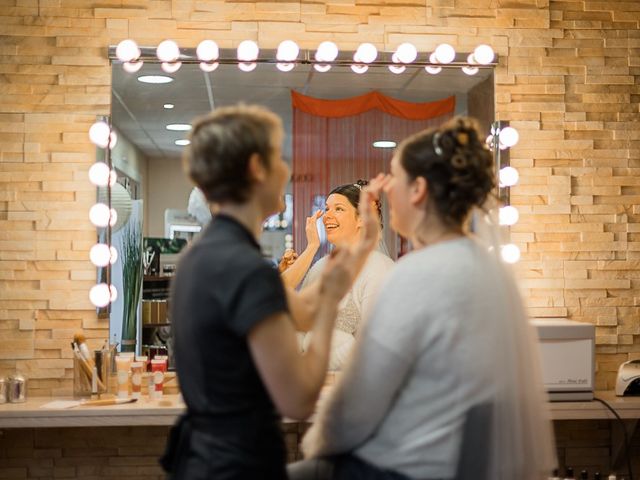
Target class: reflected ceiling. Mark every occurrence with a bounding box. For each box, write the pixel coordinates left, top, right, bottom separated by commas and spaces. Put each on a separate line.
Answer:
111, 61, 493, 161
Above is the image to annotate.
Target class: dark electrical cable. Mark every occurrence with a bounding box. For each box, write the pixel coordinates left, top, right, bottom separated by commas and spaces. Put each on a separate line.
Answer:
593, 396, 633, 480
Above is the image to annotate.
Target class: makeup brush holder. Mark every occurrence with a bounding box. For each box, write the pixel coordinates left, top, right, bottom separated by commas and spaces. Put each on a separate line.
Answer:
73, 350, 110, 398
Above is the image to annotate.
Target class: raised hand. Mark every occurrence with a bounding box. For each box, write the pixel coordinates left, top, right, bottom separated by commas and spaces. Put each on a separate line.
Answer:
353, 173, 387, 257
305, 210, 322, 249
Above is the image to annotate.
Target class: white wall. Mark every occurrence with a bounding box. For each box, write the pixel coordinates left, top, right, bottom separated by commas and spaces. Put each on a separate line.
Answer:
145, 156, 193, 238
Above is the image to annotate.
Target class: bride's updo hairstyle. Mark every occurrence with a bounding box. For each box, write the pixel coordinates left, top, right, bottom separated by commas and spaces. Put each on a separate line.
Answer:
398, 116, 495, 227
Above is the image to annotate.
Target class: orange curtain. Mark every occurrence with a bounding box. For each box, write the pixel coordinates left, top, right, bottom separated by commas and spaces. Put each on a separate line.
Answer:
292, 91, 455, 259
292, 91, 455, 120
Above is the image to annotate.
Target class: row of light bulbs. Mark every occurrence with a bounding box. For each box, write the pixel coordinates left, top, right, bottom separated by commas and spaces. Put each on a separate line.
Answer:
490, 124, 522, 264
115, 39, 495, 75
88, 121, 120, 308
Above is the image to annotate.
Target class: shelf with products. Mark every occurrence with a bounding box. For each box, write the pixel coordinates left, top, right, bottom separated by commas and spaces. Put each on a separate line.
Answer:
141, 275, 173, 370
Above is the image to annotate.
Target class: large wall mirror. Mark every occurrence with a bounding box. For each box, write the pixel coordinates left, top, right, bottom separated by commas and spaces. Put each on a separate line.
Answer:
106, 47, 495, 362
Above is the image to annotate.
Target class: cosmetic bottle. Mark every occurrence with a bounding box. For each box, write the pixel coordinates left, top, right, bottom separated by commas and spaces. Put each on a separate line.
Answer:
115, 354, 132, 399
150, 357, 167, 399
130, 362, 143, 400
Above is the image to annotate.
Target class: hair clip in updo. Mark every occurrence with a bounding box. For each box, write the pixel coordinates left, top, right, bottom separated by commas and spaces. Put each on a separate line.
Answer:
353, 183, 363, 191
432, 132, 443, 156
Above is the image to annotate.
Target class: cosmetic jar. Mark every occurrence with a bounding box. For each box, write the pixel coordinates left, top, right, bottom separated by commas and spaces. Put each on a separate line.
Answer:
7, 373, 27, 403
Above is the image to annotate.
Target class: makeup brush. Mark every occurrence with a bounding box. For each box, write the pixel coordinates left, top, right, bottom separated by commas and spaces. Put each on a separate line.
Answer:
73, 333, 94, 368
79, 397, 137, 407
71, 341, 106, 391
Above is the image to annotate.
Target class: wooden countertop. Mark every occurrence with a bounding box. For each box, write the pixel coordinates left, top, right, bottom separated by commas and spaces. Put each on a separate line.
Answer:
1, 391, 639, 429
0, 395, 186, 428
548, 391, 640, 420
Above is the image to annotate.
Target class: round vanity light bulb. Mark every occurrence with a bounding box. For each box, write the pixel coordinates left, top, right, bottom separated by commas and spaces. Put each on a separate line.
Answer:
197, 40, 219, 62
237, 40, 259, 62
467, 53, 477, 65
157, 40, 180, 63
89, 121, 111, 148
435, 43, 456, 64
109, 170, 117, 187
109, 284, 118, 303
462, 65, 479, 76
351, 64, 368, 74
391, 52, 400, 64
161, 61, 182, 74
116, 39, 140, 63
425, 65, 442, 75
356, 43, 377, 64
88, 162, 110, 187
474, 44, 495, 65
238, 62, 257, 72
396, 42, 418, 64
316, 41, 338, 62
429, 52, 439, 64
499, 206, 520, 226
499, 166, 520, 187
90, 283, 111, 308
501, 243, 521, 264
109, 208, 118, 227
276, 62, 295, 72
122, 60, 144, 73
499, 126, 519, 148
314, 63, 331, 73
110, 246, 118, 265
90, 243, 111, 267
389, 64, 406, 74
89, 203, 110, 227
276, 40, 299, 62
175, 139, 190, 146
200, 61, 219, 72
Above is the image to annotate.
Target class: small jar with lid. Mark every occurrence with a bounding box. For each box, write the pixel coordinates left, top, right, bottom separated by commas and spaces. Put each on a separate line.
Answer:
7, 373, 27, 403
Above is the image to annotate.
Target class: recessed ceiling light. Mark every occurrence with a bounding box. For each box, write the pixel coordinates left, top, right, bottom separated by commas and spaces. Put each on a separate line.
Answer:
163, 103, 175, 109
372, 140, 397, 148
137, 75, 173, 84
166, 124, 191, 131
175, 139, 190, 146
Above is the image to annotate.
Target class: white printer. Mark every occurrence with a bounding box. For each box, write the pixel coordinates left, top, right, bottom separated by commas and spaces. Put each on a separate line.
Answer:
531, 318, 595, 401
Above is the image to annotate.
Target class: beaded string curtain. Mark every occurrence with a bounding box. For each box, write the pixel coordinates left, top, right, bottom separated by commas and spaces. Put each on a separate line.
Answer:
291, 91, 455, 259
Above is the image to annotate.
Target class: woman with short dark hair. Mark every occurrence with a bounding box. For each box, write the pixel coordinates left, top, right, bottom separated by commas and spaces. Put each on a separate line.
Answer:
163, 104, 379, 479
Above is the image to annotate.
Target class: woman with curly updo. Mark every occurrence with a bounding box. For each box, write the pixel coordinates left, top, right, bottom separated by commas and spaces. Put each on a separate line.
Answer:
289, 117, 556, 480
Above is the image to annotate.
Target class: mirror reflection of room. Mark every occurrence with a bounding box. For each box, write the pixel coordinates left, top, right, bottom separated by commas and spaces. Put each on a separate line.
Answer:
108, 51, 495, 368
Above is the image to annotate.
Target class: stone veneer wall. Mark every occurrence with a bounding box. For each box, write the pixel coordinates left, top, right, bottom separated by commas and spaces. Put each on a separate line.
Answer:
1, 1, 639, 394
0, 422, 638, 478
